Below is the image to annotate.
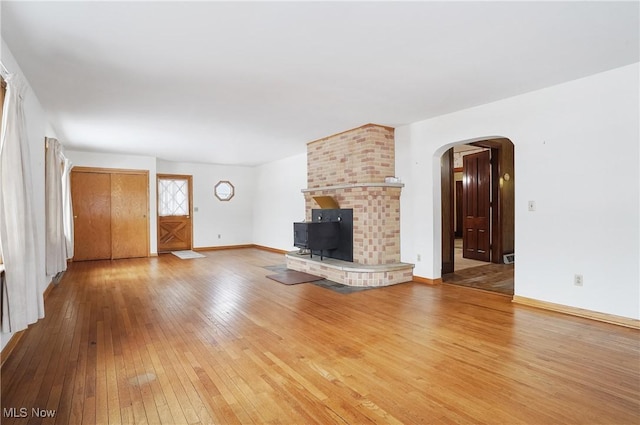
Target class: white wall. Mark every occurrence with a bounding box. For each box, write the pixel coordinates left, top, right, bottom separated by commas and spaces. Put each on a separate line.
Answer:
157, 160, 255, 248
396, 63, 640, 319
0, 41, 53, 351
253, 152, 307, 251
65, 150, 158, 254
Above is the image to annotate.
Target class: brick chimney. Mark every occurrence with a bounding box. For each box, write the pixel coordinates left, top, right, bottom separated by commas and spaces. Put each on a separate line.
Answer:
303, 124, 401, 265
286, 124, 414, 287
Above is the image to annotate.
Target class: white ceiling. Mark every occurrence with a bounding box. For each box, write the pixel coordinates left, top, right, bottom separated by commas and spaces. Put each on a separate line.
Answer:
2, 1, 638, 166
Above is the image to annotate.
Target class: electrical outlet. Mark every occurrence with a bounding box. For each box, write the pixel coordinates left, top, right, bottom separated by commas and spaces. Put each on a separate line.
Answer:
574, 274, 583, 286
417, 254, 421, 261
218, 234, 221, 239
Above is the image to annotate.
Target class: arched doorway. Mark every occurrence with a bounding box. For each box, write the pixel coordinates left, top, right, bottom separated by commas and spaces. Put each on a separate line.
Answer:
440, 137, 515, 295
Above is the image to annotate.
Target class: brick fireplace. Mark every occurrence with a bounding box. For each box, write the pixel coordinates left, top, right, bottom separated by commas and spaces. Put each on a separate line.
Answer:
286, 124, 414, 286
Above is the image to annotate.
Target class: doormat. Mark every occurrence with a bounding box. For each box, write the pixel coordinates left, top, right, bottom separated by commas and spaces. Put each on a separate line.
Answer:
171, 250, 206, 259
263, 265, 380, 293
266, 270, 324, 285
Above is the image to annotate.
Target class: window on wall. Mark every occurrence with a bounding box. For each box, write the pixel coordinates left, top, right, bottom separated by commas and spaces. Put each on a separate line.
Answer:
158, 178, 190, 216
214, 180, 234, 201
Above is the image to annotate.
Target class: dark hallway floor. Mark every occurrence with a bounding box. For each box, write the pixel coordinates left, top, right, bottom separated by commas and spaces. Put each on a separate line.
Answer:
443, 263, 514, 296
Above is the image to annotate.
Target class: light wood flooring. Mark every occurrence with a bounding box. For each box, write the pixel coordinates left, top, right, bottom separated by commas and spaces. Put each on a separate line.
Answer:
2, 248, 638, 424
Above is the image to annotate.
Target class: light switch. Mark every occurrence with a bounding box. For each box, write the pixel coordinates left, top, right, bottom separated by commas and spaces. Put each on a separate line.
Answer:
528, 201, 536, 212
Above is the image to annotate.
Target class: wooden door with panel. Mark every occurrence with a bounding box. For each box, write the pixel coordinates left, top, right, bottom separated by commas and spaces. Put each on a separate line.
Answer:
111, 172, 149, 259
157, 174, 193, 253
462, 150, 491, 262
71, 171, 112, 261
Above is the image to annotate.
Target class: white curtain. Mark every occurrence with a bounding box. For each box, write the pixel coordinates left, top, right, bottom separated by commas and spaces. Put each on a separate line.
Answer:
0, 72, 44, 333
45, 137, 71, 276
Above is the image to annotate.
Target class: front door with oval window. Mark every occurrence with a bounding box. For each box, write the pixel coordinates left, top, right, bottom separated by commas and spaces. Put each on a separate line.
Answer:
157, 174, 193, 252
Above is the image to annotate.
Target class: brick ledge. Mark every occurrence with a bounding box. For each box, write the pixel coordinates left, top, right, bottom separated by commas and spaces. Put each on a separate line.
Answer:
302, 182, 404, 193
285, 251, 413, 272
286, 251, 414, 287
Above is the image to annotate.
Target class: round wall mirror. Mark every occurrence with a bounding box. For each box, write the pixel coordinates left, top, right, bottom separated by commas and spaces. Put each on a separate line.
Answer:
214, 180, 235, 201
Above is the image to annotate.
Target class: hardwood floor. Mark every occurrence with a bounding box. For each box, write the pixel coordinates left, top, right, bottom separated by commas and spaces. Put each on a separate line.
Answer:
2, 248, 638, 424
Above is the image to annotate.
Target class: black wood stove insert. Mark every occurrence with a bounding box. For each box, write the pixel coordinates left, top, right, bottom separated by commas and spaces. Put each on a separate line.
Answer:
293, 209, 353, 262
